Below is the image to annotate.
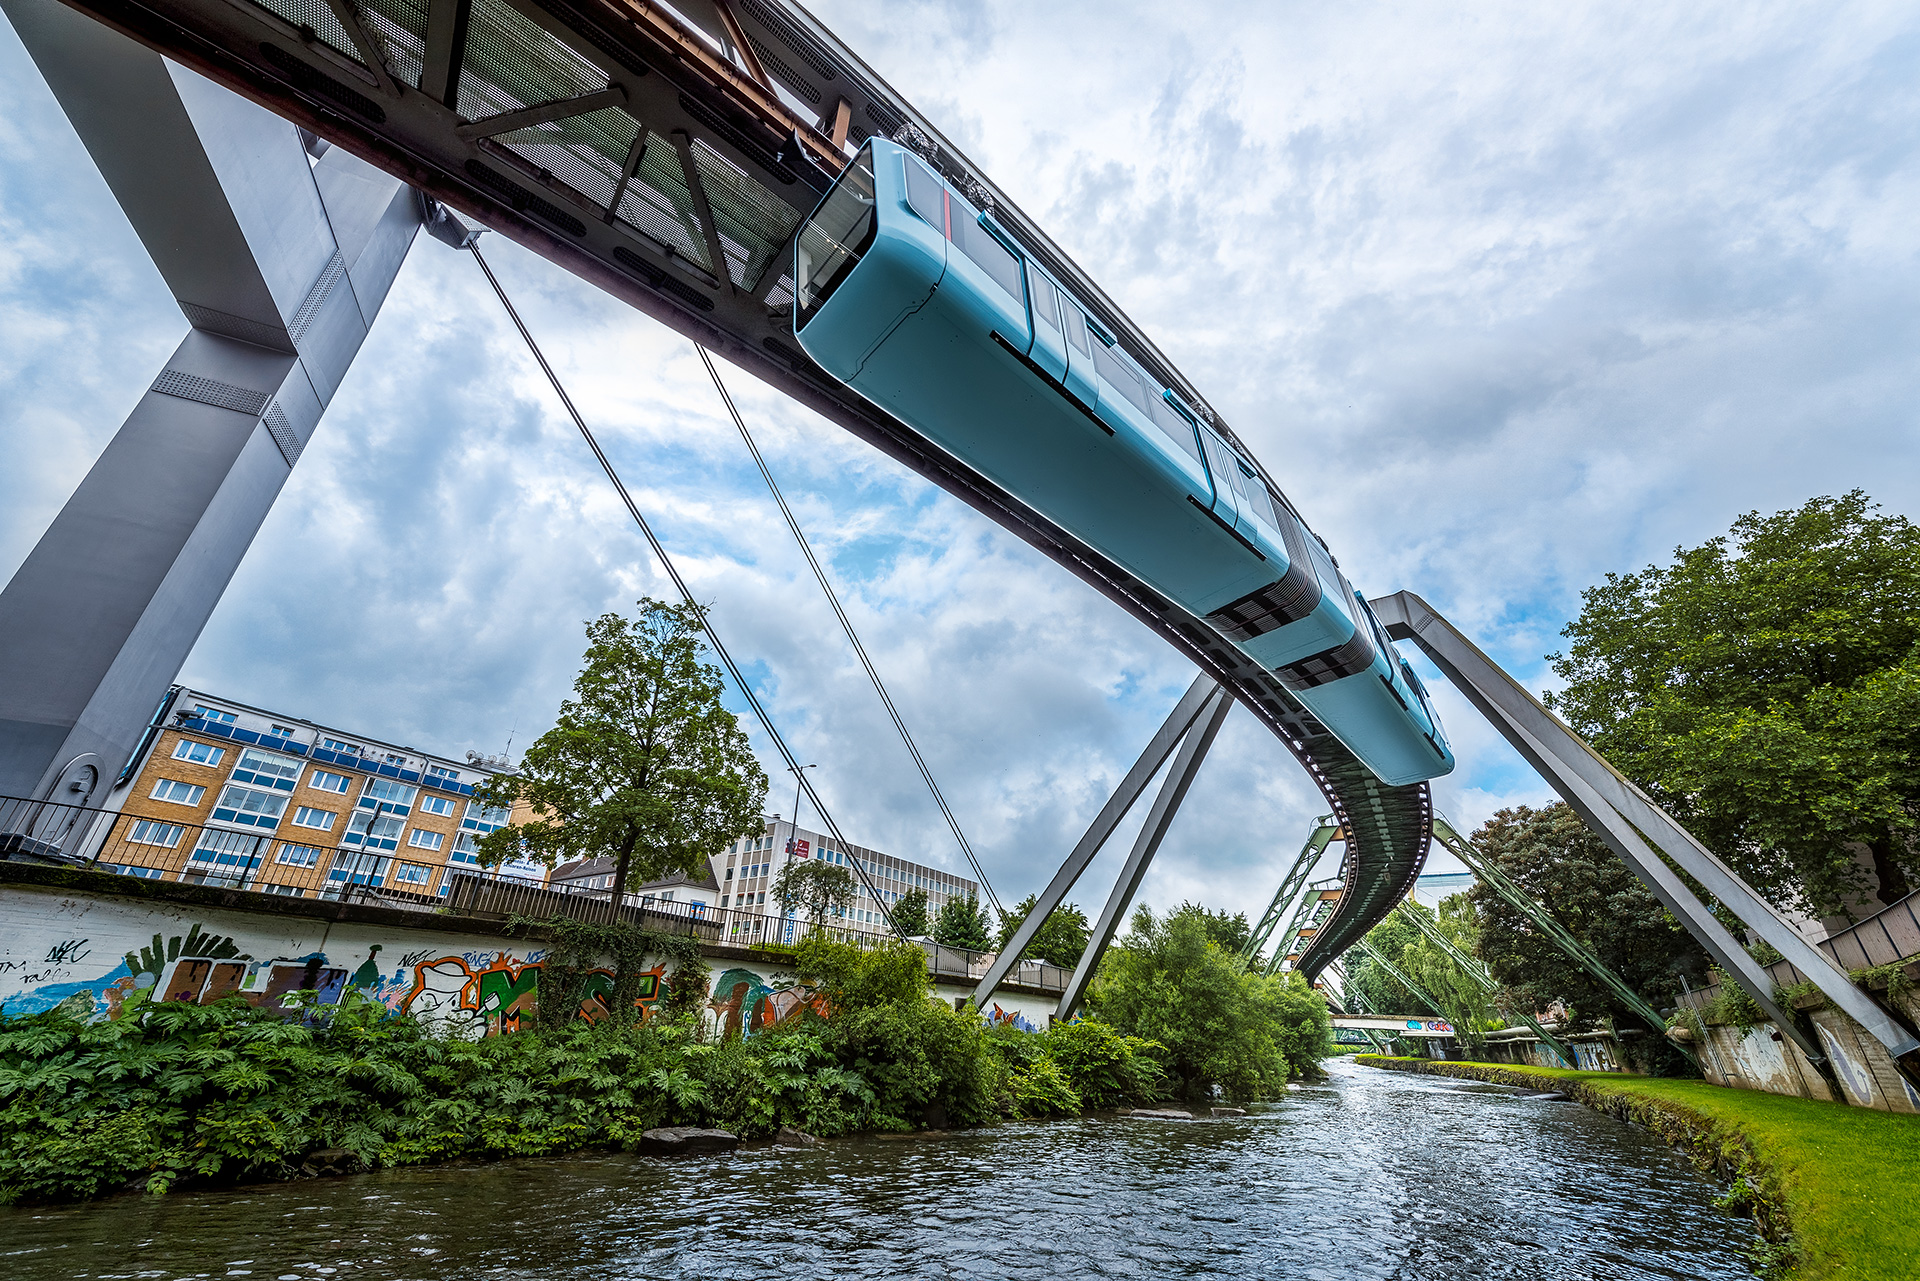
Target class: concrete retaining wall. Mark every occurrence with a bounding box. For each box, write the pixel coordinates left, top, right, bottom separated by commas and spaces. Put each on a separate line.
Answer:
0, 864, 1058, 1036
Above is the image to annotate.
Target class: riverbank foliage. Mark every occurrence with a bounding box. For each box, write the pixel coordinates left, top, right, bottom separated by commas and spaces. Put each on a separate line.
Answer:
1355, 1055, 1920, 1281
1088, 906, 1331, 1099
0, 935, 1187, 1204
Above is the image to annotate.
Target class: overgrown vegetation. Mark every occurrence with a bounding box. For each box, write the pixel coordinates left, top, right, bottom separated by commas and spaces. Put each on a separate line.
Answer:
1088, 906, 1331, 1099
1357, 1055, 1920, 1281
0, 914, 1328, 1205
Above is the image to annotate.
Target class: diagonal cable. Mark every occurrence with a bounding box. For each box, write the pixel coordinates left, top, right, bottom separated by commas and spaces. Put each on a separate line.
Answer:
467, 242, 904, 939
695, 345, 1004, 920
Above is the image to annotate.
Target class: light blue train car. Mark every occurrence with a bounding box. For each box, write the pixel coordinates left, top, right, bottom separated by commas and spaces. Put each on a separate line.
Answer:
792, 140, 1453, 786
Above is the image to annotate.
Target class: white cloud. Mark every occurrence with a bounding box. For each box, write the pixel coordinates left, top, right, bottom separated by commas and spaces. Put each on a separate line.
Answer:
2, 0, 1917, 927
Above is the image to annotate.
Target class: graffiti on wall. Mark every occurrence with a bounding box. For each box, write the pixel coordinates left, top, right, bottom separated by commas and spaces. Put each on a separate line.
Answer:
707, 967, 829, 1038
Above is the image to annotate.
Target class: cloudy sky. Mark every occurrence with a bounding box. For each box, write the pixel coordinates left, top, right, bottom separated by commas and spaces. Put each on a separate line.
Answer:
3, 1, 1917, 926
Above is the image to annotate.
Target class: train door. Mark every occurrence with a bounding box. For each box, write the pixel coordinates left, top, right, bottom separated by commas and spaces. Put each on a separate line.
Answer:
1024, 260, 1069, 382
1057, 298, 1103, 422
1197, 428, 1247, 528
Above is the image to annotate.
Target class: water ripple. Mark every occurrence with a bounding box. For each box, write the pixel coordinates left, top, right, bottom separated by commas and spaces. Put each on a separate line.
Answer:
0, 1060, 1755, 1280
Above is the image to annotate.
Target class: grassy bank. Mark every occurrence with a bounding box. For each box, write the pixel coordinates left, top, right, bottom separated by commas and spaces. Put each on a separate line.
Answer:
1355, 1054, 1920, 1281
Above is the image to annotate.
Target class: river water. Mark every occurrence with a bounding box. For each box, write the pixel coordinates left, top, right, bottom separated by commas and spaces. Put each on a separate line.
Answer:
2, 1058, 1755, 1280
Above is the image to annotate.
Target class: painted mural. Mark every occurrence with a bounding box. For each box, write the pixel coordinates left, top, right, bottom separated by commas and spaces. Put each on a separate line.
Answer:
0, 882, 1061, 1043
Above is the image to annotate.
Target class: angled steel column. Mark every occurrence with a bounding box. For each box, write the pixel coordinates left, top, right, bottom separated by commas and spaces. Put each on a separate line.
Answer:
1431, 814, 1697, 1067
1241, 815, 1339, 967
1351, 937, 1442, 1016
1268, 880, 1340, 976
1394, 899, 1577, 1066
972, 673, 1218, 1007
1054, 684, 1234, 1019
1371, 590, 1920, 1080
0, 0, 421, 804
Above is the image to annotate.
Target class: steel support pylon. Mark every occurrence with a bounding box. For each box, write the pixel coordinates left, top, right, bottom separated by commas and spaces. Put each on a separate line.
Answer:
1372, 590, 1920, 1082
0, 0, 421, 804
972, 674, 1225, 1011
1241, 816, 1340, 969
1430, 814, 1698, 1068
1393, 899, 1578, 1068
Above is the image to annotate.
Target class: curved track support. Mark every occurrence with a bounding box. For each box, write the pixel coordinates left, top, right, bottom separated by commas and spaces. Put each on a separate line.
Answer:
1372, 589, 1920, 1086
1241, 816, 1339, 969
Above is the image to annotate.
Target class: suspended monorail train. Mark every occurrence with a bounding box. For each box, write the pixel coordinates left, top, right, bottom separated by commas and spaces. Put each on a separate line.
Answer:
792, 140, 1453, 786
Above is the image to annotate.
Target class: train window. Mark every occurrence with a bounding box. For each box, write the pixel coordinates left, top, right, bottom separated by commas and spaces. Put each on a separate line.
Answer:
796, 143, 878, 327
903, 156, 947, 234
1147, 395, 1202, 461
1063, 302, 1093, 355
1306, 535, 1357, 628
951, 209, 1024, 301
1092, 341, 1148, 413
1027, 262, 1060, 329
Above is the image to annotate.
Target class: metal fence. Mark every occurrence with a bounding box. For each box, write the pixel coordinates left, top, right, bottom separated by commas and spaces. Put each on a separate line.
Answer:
0, 793, 1071, 994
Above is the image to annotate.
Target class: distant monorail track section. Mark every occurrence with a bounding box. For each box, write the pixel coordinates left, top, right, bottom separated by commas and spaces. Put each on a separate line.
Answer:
46, 0, 1429, 971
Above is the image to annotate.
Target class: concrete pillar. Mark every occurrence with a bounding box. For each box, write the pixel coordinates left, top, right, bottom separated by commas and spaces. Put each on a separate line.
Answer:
0, 0, 420, 804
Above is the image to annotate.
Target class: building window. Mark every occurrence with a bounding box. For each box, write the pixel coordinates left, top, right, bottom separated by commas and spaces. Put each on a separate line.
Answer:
450, 832, 482, 865
269, 724, 295, 739
192, 705, 236, 724
393, 862, 431, 885
129, 819, 185, 847
150, 778, 205, 806
363, 778, 417, 809
211, 784, 288, 829
384, 753, 405, 765
310, 770, 352, 794
426, 764, 458, 780
407, 829, 444, 852
171, 740, 225, 768
292, 806, 336, 832
462, 801, 509, 831
344, 811, 404, 850
418, 794, 456, 817
233, 748, 303, 791
276, 842, 323, 867
321, 738, 357, 754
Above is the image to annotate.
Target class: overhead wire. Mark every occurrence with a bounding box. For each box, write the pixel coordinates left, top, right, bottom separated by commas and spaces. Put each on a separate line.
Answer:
694, 345, 1004, 920
466, 241, 906, 940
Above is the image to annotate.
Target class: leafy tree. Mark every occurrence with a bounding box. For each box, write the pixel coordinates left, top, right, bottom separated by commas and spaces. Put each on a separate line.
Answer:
1393, 897, 1499, 1051
995, 894, 1092, 968
1468, 803, 1707, 1066
1343, 912, 1427, 1016
892, 887, 930, 937
1547, 492, 1920, 918
473, 599, 768, 907
1173, 902, 1253, 956
933, 893, 994, 952
1088, 907, 1329, 1098
773, 860, 856, 933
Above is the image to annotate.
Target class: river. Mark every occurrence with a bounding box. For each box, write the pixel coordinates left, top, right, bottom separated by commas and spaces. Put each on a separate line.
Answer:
1, 1058, 1755, 1280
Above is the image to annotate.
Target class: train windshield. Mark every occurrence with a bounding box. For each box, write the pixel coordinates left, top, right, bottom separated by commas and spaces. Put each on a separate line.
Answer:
796, 143, 878, 328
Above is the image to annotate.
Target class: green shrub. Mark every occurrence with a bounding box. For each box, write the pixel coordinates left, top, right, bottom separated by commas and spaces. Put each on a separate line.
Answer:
1008, 1054, 1082, 1118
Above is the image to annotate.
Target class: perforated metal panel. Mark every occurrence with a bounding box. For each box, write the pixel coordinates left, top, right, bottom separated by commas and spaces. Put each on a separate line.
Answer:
457, 0, 609, 121
250, 0, 358, 63
616, 139, 714, 273
362, 0, 429, 88
690, 139, 799, 290
498, 105, 637, 210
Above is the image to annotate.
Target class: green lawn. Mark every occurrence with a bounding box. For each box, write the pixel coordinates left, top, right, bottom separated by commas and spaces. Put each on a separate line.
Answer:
1356, 1056, 1920, 1281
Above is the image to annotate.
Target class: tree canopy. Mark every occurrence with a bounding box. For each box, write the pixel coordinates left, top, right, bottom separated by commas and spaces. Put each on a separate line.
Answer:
1089, 906, 1330, 1098
1467, 803, 1705, 1069
892, 887, 930, 937
933, 894, 994, 952
995, 894, 1091, 969
773, 859, 856, 932
473, 599, 768, 899
1547, 492, 1920, 917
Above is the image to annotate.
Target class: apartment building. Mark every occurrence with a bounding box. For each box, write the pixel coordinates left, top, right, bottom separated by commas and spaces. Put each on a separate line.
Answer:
718, 817, 977, 932
110, 687, 535, 897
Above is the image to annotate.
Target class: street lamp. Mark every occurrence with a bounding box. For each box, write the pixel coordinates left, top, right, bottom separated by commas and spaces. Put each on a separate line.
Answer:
782, 763, 816, 940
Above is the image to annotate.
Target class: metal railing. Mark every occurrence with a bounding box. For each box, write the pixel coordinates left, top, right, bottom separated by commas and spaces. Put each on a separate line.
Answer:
0, 792, 479, 901
0, 793, 1071, 994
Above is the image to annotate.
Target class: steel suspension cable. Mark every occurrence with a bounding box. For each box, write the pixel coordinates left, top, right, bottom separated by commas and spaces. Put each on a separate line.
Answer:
694, 345, 1004, 920
467, 243, 904, 940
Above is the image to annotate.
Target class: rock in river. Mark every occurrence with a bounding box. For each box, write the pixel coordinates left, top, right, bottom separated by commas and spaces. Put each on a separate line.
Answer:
637, 1127, 740, 1156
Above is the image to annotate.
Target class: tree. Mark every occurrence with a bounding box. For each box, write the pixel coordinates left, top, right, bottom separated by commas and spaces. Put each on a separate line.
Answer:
996, 894, 1091, 968
1088, 906, 1329, 1098
933, 894, 993, 952
1344, 912, 1426, 1016
1547, 492, 1920, 918
1393, 897, 1499, 1051
773, 859, 856, 933
1172, 902, 1253, 956
473, 599, 769, 907
1468, 803, 1707, 1057
892, 887, 930, 937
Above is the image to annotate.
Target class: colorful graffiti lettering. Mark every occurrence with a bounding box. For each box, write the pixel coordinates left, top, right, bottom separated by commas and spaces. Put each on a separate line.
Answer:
986, 1003, 1042, 1034
392, 954, 669, 1036
706, 967, 827, 1037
